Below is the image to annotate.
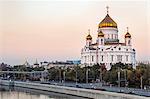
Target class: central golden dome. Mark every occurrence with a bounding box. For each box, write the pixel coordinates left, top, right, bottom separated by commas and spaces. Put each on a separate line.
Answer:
99, 14, 117, 28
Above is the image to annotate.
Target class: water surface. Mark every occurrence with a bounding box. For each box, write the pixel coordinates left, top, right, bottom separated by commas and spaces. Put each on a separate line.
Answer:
0, 86, 88, 99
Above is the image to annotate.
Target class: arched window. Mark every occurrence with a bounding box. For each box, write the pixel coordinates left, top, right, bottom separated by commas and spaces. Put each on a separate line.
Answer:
101, 39, 103, 45
117, 55, 122, 62
92, 56, 94, 62
128, 40, 130, 45
126, 55, 128, 61
102, 55, 104, 61
111, 55, 114, 61
116, 35, 117, 39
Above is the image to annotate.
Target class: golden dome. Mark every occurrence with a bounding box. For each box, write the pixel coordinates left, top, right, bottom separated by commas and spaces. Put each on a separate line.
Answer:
99, 14, 117, 28
125, 32, 131, 38
86, 34, 92, 40
125, 27, 131, 38
98, 30, 104, 37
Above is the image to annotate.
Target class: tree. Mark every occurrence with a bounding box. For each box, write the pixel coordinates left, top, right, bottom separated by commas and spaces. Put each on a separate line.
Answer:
48, 67, 59, 81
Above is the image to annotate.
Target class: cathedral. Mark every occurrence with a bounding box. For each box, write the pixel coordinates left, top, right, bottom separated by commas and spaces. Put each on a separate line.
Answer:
81, 7, 136, 70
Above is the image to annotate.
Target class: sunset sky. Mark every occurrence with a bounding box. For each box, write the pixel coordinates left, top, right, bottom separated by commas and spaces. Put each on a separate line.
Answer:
0, 0, 150, 65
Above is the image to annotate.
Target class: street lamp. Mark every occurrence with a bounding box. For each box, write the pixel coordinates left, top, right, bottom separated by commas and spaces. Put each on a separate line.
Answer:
118, 67, 120, 88
118, 68, 128, 88
99, 65, 102, 83
124, 69, 127, 87
59, 67, 61, 83
140, 76, 143, 89
86, 67, 88, 83
86, 66, 90, 84
76, 69, 78, 85
41, 71, 44, 82
63, 70, 66, 83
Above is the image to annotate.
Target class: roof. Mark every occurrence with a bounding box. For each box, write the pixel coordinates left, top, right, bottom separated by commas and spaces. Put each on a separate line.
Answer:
105, 42, 126, 46
99, 14, 117, 28
86, 34, 92, 40
89, 47, 96, 50
98, 30, 104, 37
91, 43, 98, 46
125, 32, 131, 38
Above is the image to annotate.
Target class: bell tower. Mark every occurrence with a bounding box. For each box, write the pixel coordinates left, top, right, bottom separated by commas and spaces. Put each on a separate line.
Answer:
86, 29, 92, 47
125, 27, 132, 46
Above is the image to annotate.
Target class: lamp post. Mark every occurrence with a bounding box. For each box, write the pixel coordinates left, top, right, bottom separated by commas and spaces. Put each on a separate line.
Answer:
41, 71, 44, 82
86, 67, 88, 83
140, 76, 143, 89
118, 67, 120, 88
76, 69, 78, 85
100, 65, 102, 83
63, 70, 66, 83
59, 67, 61, 83
99, 66, 103, 86
85, 64, 89, 84
76, 64, 79, 85
124, 69, 127, 87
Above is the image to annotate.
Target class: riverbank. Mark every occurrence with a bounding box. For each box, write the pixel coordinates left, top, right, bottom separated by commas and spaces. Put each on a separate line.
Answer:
0, 80, 149, 99
0, 85, 87, 99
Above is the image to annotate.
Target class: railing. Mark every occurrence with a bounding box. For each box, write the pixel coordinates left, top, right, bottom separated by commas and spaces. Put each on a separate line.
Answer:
0, 71, 47, 74
0, 80, 149, 99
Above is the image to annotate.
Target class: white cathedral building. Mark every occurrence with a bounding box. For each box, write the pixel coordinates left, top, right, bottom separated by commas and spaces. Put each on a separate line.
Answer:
81, 7, 136, 70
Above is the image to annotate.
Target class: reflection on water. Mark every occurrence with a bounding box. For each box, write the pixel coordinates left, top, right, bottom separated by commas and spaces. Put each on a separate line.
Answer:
0, 86, 88, 99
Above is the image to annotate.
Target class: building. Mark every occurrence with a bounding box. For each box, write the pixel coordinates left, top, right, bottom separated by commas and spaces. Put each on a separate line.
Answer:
47, 61, 76, 69
33, 59, 39, 68
81, 7, 136, 70
66, 60, 81, 65
23, 60, 30, 67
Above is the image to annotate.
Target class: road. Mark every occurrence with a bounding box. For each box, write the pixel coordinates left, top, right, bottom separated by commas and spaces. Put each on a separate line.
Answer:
40, 81, 150, 97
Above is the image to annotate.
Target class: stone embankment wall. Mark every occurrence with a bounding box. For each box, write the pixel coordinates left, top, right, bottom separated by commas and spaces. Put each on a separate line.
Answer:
0, 80, 148, 99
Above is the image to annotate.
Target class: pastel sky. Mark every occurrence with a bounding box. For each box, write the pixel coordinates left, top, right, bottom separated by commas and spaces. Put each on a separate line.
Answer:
0, 0, 150, 65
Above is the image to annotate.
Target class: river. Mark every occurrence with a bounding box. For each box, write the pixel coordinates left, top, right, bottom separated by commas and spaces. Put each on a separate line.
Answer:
0, 86, 88, 99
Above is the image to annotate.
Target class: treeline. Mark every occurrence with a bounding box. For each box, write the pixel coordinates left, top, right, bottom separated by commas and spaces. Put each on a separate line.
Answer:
0, 62, 149, 88
47, 62, 150, 88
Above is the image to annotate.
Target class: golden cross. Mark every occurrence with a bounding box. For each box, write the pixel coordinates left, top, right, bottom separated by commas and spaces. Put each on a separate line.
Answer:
106, 6, 109, 14
88, 29, 90, 34
127, 27, 129, 32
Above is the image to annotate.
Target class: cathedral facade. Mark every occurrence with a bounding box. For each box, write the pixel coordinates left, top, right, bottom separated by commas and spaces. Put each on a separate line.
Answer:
81, 7, 136, 70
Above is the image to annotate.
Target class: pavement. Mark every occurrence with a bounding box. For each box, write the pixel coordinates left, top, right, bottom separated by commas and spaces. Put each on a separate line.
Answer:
40, 81, 150, 97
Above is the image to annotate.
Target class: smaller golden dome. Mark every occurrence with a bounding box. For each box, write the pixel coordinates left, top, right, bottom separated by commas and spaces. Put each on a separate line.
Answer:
98, 30, 104, 37
86, 29, 92, 40
125, 32, 131, 38
125, 27, 131, 38
86, 34, 92, 40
